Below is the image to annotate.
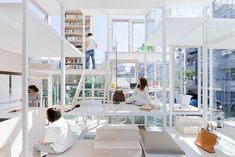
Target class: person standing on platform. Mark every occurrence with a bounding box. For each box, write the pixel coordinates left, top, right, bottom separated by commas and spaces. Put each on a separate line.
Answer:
85, 33, 97, 69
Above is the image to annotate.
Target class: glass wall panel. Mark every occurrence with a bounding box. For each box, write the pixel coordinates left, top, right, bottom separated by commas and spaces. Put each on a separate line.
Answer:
138, 63, 145, 78
29, 1, 47, 21
210, 50, 235, 124
208, 1, 235, 125
133, 23, 145, 52
112, 63, 136, 88
65, 75, 81, 105
52, 75, 61, 105
113, 21, 129, 52
146, 9, 162, 39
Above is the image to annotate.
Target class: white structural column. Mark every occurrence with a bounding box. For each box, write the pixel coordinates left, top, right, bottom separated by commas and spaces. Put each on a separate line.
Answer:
144, 51, 147, 78
109, 16, 113, 53
198, 47, 202, 110
22, 0, 29, 156
180, 49, 183, 94
82, 14, 86, 101
144, 13, 148, 80
162, 7, 167, 131
106, 14, 112, 102
169, 46, 175, 127
154, 62, 157, 101
129, 20, 132, 52
144, 13, 148, 43
82, 14, 86, 68
183, 48, 186, 94
48, 75, 53, 106
61, 6, 65, 109
209, 49, 214, 120
202, 7, 208, 121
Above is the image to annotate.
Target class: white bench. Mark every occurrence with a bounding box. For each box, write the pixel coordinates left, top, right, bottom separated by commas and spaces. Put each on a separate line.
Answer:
48, 124, 142, 157
48, 139, 142, 157
96, 124, 139, 141
48, 140, 94, 157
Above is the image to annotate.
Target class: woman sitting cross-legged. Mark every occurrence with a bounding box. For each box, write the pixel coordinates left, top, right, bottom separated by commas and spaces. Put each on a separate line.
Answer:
33, 108, 74, 157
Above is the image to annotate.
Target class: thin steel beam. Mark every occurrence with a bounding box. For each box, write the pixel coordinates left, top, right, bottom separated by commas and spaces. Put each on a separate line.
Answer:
61, 6, 65, 109
162, 7, 167, 131
169, 46, 175, 127
22, 0, 29, 156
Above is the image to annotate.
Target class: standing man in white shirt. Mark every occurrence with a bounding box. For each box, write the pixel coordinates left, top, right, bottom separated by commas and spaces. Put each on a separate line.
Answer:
85, 33, 97, 69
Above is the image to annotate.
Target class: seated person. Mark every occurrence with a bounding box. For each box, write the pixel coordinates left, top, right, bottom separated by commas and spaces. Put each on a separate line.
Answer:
126, 77, 152, 106
28, 85, 40, 107
126, 78, 155, 129
33, 108, 73, 157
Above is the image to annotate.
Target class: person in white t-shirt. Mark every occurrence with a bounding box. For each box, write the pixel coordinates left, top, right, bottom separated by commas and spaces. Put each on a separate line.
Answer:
85, 33, 97, 69
33, 108, 73, 157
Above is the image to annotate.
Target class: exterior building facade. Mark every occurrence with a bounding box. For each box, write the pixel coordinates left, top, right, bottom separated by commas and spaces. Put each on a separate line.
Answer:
185, 0, 235, 117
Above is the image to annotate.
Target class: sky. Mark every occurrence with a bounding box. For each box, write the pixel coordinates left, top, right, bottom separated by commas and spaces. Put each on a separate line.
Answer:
93, 16, 108, 62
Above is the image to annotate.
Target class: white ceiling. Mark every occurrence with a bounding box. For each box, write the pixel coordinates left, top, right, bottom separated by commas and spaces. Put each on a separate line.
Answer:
81, 9, 148, 16
57, 0, 211, 9
146, 17, 204, 47
34, 0, 148, 15
33, 0, 211, 16
146, 17, 235, 49
34, 0, 61, 14
0, 3, 82, 57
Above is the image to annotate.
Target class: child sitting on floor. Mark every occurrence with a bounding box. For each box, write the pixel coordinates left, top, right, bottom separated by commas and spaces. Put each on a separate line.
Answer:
33, 108, 73, 157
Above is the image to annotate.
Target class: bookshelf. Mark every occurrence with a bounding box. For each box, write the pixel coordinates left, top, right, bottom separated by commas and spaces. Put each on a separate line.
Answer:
65, 10, 92, 70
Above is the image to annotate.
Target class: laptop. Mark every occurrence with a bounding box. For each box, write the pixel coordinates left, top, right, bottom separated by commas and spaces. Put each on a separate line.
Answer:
130, 83, 137, 89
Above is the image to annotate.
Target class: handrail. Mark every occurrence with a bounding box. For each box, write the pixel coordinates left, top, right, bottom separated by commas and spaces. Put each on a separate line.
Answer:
72, 72, 85, 105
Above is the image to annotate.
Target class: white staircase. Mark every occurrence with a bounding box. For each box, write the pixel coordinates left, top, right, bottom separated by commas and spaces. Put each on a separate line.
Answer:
72, 61, 110, 105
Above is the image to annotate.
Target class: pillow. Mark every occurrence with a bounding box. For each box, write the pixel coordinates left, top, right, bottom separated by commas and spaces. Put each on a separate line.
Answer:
141, 131, 185, 155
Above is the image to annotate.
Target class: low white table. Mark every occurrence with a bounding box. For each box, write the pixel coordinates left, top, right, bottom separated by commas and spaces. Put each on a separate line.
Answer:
64, 100, 163, 129
64, 100, 162, 117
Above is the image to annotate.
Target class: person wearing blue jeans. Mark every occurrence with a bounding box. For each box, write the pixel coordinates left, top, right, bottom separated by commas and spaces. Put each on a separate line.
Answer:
85, 49, 96, 69
85, 33, 97, 69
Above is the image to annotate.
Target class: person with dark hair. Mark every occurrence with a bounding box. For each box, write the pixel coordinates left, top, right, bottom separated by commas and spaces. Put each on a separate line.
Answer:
125, 78, 154, 129
33, 108, 73, 157
125, 77, 152, 106
28, 85, 40, 107
85, 32, 97, 69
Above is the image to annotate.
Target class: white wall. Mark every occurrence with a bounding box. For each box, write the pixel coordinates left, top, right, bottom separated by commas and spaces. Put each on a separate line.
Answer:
0, 51, 22, 72
0, 109, 46, 157
0, 75, 9, 104
0, 50, 22, 110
